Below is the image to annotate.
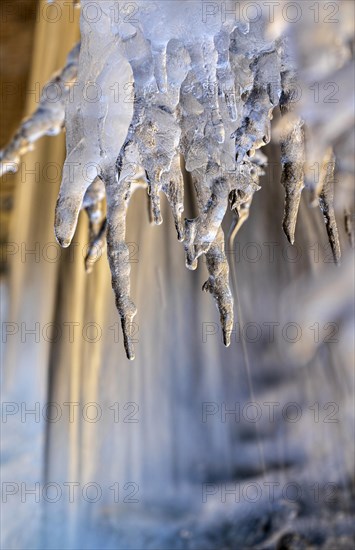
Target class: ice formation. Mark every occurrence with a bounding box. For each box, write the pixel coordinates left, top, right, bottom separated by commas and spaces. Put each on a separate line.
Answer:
0, 43, 80, 178
1, 0, 353, 359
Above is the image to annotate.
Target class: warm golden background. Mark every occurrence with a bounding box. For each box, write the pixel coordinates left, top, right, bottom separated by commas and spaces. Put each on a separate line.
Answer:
0, 0, 37, 259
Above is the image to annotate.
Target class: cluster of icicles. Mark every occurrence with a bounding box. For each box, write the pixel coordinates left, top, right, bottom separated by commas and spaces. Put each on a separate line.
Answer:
0, 0, 347, 359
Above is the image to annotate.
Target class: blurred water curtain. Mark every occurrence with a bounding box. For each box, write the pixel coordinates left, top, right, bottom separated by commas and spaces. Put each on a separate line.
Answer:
1, 0, 353, 359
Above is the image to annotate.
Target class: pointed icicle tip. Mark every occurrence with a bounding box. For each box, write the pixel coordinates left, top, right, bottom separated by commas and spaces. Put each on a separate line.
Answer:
282, 218, 295, 245
318, 150, 341, 265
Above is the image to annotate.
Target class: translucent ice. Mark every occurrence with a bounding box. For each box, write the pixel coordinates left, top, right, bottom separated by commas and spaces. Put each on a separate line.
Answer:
1, 0, 353, 358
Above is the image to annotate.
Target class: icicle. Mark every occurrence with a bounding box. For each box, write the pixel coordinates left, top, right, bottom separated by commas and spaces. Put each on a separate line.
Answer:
0, 43, 80, 177
279, 117, 305, 245
215, 29, 237, 122
203, 228, 234, 346
160, 154, 185, 241
279, 70, 305, 245
106, 159, 137, 360
318, 150, 341, 265
3, 1, 352, 359
0, 43, 106, 229
229, 153, 266, 234
233, 50, 280, 163
54, 3, 134, 248
118, 30, 190, 230
184, 174, 230, 270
